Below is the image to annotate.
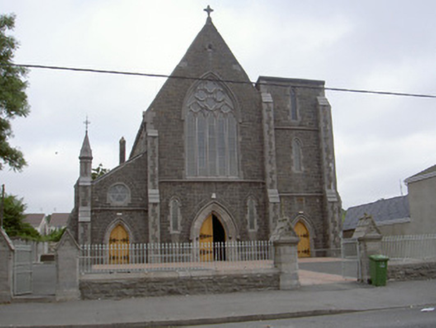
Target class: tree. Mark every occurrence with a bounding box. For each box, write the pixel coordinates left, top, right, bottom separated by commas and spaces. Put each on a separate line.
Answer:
92, 163, 110, 180
43, 227, 65, 242
0, 14, 30, 171
2, 193, 39, 239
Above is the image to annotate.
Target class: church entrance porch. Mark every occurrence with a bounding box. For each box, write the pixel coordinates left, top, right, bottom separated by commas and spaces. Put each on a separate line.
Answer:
109, 224, 129, 264
295, 221, 311, 258
199, 214, 226, 261
190, 202, 238, 244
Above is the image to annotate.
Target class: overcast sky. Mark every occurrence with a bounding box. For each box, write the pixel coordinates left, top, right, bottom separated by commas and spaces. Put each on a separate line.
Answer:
1, 0, 436, 214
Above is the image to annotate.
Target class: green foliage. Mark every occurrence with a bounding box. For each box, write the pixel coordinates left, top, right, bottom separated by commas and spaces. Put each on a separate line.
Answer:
92, 163, 110, 180
2, 194, 40, 240
42, 227, 65, 242
0, 14, 30, 171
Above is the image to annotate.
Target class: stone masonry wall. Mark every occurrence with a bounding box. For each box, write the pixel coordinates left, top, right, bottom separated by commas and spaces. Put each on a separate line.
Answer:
280, 196, 327, 249
90, 154, 148, 244
259, 78, 332, 250
80, 269, 279, 299
388, 260, 436, 281
159, 181, 268, 243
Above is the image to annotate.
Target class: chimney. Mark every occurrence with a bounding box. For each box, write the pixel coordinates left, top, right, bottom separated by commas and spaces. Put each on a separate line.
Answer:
119, 137, 126, 164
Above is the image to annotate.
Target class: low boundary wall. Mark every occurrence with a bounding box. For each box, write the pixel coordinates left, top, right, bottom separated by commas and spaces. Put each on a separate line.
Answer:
80, 269, 280, 300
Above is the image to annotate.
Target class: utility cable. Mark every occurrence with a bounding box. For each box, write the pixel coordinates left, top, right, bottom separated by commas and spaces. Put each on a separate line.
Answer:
3, 63, 436, 99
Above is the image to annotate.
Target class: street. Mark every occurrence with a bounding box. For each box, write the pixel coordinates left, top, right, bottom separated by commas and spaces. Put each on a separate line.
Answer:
193, 307, 436, 328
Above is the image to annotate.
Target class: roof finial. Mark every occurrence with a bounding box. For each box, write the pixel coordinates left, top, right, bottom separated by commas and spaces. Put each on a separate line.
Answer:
204, 5, 214, 18
84, 116, 91, 133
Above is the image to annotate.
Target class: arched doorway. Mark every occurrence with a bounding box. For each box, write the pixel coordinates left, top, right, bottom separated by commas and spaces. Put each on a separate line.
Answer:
109, 224, 129, 264
199, 214, 226, 261
294, 221, 311, 258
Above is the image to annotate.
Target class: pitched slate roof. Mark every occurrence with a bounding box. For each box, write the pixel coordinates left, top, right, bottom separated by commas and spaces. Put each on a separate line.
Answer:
50, 213, 69, 228
343, 196, 410, 231
24, 213, 45, 228
405, 164, 436, 184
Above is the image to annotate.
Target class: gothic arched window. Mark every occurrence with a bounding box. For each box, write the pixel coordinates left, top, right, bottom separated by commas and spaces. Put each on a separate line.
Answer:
292, 138, 303, 172
169, 198, 181, 233
247, 196, 258, 231
290, 87, 298, 121
185, 80, 238, 178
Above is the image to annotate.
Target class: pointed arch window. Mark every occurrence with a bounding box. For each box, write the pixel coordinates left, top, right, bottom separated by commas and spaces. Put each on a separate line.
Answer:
169, 198, 182, 233
247, 196, 258, 231
292, 138, 303, 172
290, 87, 298, 121
185, 80, 238, 177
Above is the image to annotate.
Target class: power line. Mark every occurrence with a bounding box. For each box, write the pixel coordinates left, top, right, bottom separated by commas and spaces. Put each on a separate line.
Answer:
4, 63, 436, 99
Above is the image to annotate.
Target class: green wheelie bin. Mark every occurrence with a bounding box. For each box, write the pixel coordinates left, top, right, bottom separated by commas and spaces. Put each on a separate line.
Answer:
369, 255, 389, 286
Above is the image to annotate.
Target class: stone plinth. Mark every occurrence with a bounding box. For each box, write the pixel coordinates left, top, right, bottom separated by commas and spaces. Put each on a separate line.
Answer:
271, 217, 300, 289
273, 237, 300, 289
56, 229, 81, 301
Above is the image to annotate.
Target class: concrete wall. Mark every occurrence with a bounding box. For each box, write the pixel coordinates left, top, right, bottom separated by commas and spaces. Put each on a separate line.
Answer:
407, 176, 436, 235
80, 269, 279, 299
0, 229, 14, 303
377, 221, 412, 236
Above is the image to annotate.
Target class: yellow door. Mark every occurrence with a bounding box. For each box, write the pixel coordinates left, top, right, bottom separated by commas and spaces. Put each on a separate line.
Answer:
109, 224, 129, 264
199, 215, 213, 262
295, 221, 310, 258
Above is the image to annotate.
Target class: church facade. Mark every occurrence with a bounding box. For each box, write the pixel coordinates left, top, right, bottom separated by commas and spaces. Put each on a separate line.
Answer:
68, 12, 342, 257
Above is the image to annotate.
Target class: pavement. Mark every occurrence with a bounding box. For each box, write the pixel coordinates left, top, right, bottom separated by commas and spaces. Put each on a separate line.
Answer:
1, 276, 435, 328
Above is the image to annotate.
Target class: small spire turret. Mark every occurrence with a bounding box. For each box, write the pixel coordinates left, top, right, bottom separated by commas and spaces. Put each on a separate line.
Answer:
79, 118, 93, 181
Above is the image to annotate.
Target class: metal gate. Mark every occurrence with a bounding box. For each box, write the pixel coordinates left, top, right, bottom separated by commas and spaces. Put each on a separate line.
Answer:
13, 244, 33, 295
341, 238, 361, 280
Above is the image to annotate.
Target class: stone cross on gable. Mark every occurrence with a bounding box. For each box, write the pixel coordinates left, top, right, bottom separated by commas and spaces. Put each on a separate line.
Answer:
84, 116, 91, 133
204, 5, 214, 18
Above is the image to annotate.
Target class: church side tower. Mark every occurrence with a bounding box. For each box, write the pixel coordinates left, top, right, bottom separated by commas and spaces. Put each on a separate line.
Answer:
78, 129, 93, 244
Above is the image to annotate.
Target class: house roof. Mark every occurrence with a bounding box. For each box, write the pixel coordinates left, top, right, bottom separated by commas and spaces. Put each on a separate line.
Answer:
343, 195, 410, 231
405, 164, 436, 184
50, 213, 69, 227
24, 213, 45, 228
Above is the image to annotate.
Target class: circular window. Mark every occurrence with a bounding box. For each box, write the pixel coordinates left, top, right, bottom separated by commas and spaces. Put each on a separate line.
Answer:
108, 184, 129, 204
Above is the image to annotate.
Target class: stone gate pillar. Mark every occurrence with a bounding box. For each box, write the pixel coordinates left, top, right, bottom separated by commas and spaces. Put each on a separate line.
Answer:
0, 228, 14, 303
352, 214, 383, 283
271, 217, 300, 289
56, 229, 81, 301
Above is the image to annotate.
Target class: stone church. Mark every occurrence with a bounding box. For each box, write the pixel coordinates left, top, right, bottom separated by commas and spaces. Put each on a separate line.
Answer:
68, 8, 342, 258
